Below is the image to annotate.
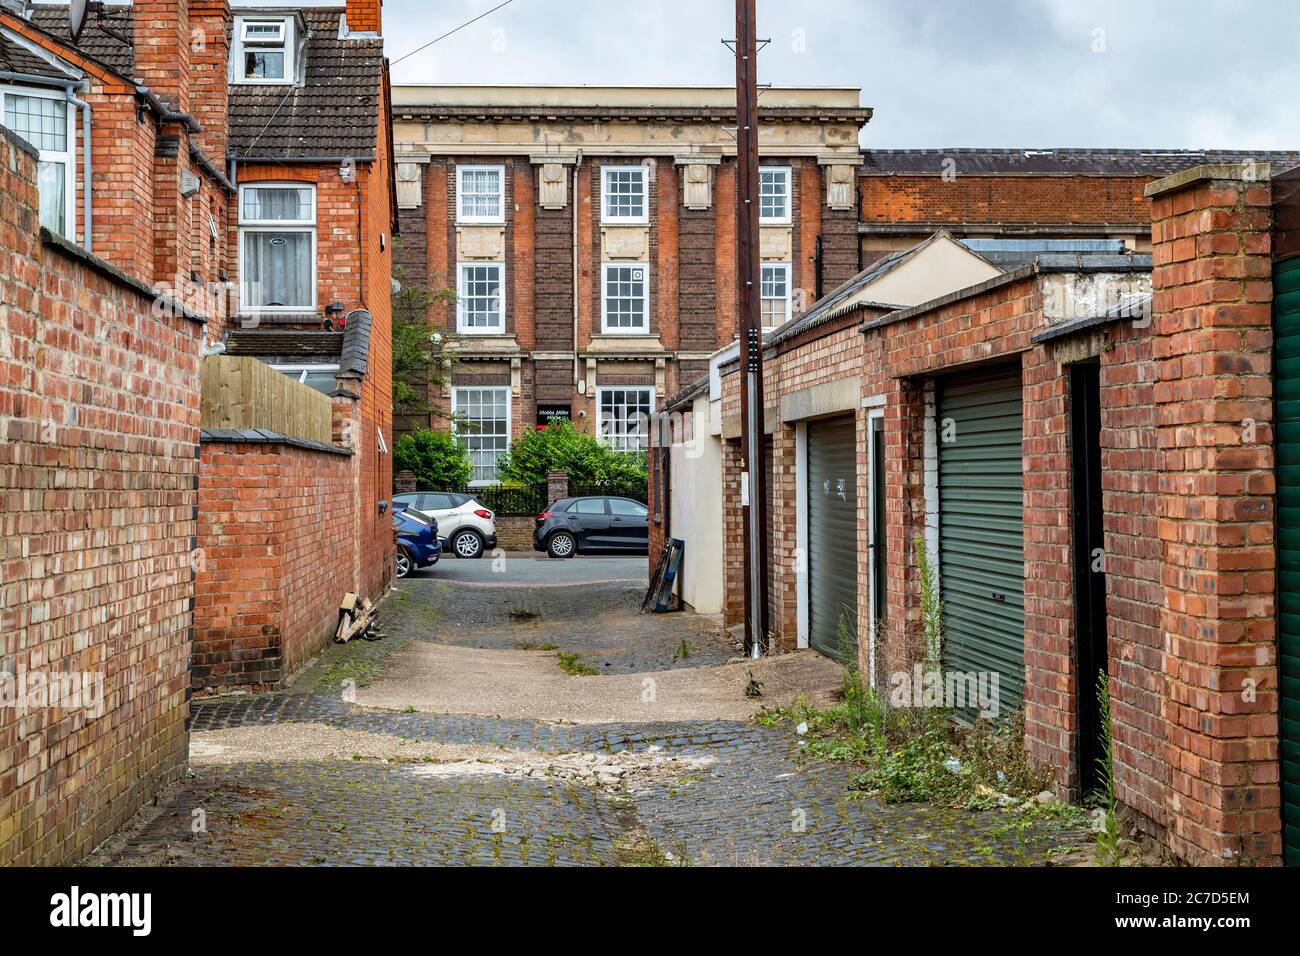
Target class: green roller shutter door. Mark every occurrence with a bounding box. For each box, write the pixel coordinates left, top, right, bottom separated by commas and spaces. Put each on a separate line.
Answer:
807, 417, 858, 663
938, 368, 1026, 712
1277, 255, 1300, 866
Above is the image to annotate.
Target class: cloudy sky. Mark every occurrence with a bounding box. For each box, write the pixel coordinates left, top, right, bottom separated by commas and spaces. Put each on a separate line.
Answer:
226, 0, 1291, 149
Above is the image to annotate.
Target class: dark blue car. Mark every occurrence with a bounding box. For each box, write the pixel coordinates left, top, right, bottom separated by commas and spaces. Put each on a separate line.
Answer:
393, 505, 441, 578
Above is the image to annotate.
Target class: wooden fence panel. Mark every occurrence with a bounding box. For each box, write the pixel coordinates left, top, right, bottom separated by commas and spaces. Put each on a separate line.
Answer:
200, 356, 333, 444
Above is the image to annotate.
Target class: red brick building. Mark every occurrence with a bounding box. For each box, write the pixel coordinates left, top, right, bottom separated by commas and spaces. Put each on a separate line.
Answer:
390, 86, 871, 478
1, 0, 397, 865
857, 147, 1300, 266
9, 1, 398, 694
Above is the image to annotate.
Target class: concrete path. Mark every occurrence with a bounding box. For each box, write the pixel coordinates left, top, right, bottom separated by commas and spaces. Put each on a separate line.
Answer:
88, 557, 1087, 867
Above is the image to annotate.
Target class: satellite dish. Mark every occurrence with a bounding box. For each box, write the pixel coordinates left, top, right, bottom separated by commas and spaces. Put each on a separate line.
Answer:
69, 0, 89, 43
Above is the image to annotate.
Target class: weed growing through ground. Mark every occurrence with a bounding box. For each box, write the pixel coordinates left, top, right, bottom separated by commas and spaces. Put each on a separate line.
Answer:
762, 668, 1053, 809
672, 639, 691, 662
1093, 669, 1126, 865
515, 641, 559, 651
556, 651, 599, 676
757, 539, 1066, 824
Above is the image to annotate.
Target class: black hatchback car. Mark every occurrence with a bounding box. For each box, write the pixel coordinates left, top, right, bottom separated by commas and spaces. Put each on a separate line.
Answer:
533, 496, 649, 558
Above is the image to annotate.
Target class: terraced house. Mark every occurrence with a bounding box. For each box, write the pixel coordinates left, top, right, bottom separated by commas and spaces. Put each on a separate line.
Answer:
390, 84, 871, 480
0, 0, 395, 863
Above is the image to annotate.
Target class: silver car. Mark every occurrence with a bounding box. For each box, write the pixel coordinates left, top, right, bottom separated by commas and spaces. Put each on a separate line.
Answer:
392, 492, 498, 559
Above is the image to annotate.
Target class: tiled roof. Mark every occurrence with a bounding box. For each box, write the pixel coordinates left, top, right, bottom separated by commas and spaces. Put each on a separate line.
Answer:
224, 329, 345, 358
229, 8, 384, 160
860, 148, 1300, 177
26, 4, 384, 161
0, 29, 66, 77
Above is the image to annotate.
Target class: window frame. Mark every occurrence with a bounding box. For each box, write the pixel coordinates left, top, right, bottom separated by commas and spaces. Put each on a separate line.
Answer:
232, 16, 295, 85
760, 261, 792, 331
451, 385, 512, 486
456, 261, 506, 335
456, 164, 506, 224
237, 182, 318, 316
600, 261, 651, 335
601, 164, 649, 224
609, 497, 648, 518
596, 386, 655, 453
269, 363, 339, 392
0, 85, 76, 237
759, 165, 792, 225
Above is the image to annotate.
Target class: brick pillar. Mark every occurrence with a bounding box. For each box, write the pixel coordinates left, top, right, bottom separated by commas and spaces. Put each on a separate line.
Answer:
547, 470, 569, 504
189, 1, 231, 163
345, 0, 383, 34
395, 470, 417, 493
1145, 162, 1279, 865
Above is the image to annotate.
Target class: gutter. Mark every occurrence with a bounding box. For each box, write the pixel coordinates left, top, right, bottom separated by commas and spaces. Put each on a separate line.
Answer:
232, 154, 377, 164
134, 83, 201, 132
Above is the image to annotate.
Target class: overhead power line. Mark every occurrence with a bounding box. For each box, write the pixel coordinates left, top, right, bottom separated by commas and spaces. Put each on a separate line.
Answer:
391, 0, 517, 66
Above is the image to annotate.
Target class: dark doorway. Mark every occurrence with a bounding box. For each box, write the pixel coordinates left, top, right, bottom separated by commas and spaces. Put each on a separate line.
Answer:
870, 415, 887, 627
1069, 362, 1108, 796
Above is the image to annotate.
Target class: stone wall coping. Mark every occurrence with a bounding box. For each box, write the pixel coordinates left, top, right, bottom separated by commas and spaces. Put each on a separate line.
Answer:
1144, 162, 1272, 198
41, 228, 209, 325
200, 427, 352, 456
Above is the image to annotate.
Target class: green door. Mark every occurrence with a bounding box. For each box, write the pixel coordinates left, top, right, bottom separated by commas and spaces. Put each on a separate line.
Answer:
1277, 255, 1300, 866
807, 417, 858, 663
938, 367, 1026, 712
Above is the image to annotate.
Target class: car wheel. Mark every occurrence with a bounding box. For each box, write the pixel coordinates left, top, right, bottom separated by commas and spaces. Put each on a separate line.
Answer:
395, 546, 414, 579
547, 531, 577, 559
451, 528, 485, 559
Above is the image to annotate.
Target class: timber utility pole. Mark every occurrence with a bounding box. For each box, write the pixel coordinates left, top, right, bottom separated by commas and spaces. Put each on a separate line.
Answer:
732, 0, 769, 658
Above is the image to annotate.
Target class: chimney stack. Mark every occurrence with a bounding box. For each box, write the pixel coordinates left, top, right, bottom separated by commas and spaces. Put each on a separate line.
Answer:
189, 0, 231, 162
131, 0, 192, 114
345, 0, 382, 35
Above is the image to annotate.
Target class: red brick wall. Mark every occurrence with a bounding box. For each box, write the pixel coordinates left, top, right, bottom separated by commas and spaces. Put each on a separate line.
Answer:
859, 174, 1155, 227
1146, 166, 1279, 865
345, 0, 382, 33
356, 92, 396, 600
0, 131, 200, 865
1098, 323, 1166, 832
194, 441, 356, 693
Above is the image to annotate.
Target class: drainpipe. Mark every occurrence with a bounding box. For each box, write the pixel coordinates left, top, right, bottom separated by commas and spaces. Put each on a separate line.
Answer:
572, 150, 583, 397
0, 73, 92, 251
66, 81, 92, 253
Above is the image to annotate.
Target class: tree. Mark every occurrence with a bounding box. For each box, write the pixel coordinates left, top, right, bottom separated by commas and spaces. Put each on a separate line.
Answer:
393, 429, 472, 489
497, 418, 647, 486
392, 264, 457, 420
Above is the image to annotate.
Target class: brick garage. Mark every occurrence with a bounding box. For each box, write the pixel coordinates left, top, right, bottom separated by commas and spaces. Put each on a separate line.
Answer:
707, 161, 1282, 866
852, 164, 1279, 865
193, 435, 356, 694
0, 129, 201, 865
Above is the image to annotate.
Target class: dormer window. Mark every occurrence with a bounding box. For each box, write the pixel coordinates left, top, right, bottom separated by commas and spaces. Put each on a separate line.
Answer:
233, 17, 295, 84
